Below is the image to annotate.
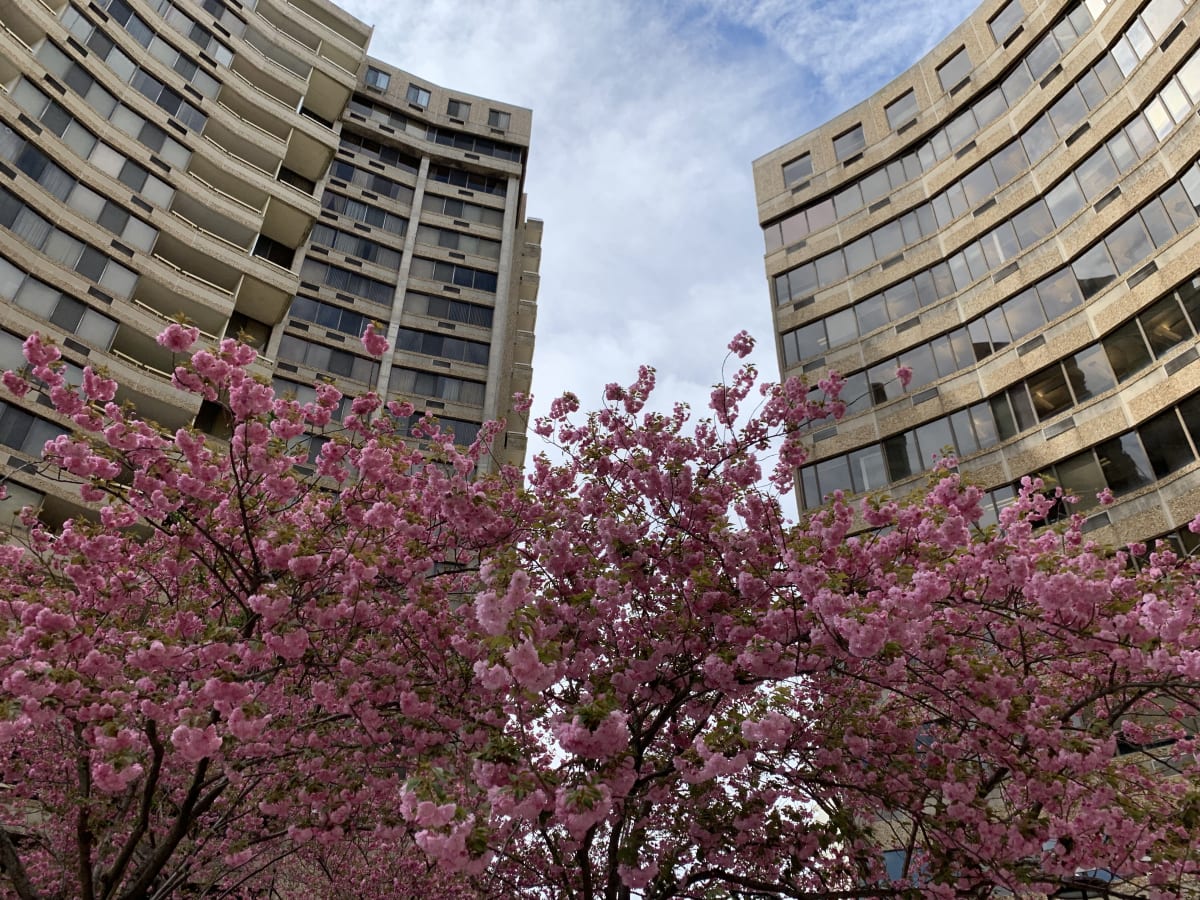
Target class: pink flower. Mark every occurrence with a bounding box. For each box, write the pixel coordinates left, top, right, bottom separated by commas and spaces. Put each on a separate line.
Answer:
171, 724, 222, 762
728, 330, 756, 358
361, 323, 389, 357
22, 333, 61, 367
156, 323, 200, 353
82, 367, 118, 402
896, 365, 913, 389
2, 371, 30, 397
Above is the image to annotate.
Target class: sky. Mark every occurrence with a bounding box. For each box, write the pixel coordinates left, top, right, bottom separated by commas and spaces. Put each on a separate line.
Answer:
336, 0, 982, 427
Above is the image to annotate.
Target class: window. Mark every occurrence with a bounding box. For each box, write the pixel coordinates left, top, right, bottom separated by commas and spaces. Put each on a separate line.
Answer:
833, 125, 865, 162
782, 153, 813, 186
937, 47, 972, 92
364, 67, 389, 91
406, 84, 431, 108
989, 1, 1024, 43
447, 99, 471, 119
487, 109, 511, 130
885, 90, 919, 130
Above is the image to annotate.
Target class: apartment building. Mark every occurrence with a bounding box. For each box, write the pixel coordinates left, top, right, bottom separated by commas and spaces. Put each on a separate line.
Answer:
0, 0, 540, 525
755, 0, 1200, 550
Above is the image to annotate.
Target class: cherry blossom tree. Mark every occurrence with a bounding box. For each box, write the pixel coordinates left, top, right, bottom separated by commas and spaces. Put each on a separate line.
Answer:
0, 326, 1199, 899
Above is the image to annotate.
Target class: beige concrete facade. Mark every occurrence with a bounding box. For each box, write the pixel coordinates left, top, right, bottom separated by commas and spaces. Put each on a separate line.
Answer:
0, 0, 540, 524
755, 0, 1200, 551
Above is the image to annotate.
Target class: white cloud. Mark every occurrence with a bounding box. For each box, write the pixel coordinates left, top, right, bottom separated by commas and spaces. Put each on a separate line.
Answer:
334, 0, 979, 485
694, 0, 983, 107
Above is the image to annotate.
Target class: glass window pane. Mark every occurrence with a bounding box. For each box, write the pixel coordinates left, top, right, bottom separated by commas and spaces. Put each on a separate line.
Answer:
1049, 86, 1087, 136
1066, 344, 1116, 402
1036, 267, 1083, 320
833, 125, 865, 162
787, 263, 817, 301
985, 306, 1011, 351
807, 199, 835, 232
868, 360, 902, 404
949, 408, 979, 456
815, 456, 852, 497
1077, 69, 1106, 110
915, 417, 955, 464
842, 371, 871, 415
1107, 131, 1137, 174
886, 90, 919, 130
969, 401, 999, 449
1022, 114, 1057, 162
1140, 410, 1193, 478
1105, 216, 1153, 273
844, 235, 874, 273
873, 221, 904, 260
1013, 200, 1054, 248
884, 432, 922, 481
1160, 182, 1198, 233
14, 278, 57, 317
782, 154, 813, 186
1076, 148, 1117, 201
1141, 295, 1191, 357
1072, 245, 1116, 299
962, 163, 998, 205
834, 183, 863, 219
899, 343, 936, 390
968, 318, 992, 361
992, 393, 1019, 440
973, 88, 1006, 128
885, 280, 918, 320
982, 221, 1019, 268
1027, 33, 1061, 80
1028, 365, 1072, 420
826, 308, 858, 349
1046, 177, 1085, 227
1103, 320, 1152, 381
1097, 433, 1154, 495
1003, 61, 1033, 105
1182, 393, 1200, 446
847, 445, 888, 493
1140, 199, 1176, 249
856, 294, 889, 334
800, 466, 820, 509
861, 169, 890, 204
1057, 450, 1105, 510
938, 48, 971, 91
1003, 288, 1043, 340
990, 140, 1028, 187
1178, 277, 1200, 333
815, 251, 847, 287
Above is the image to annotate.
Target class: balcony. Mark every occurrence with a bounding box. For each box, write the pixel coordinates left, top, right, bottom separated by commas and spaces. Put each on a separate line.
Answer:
152, 232, 243, 299
258, 0, 370, 49
169, 192, 257, 252
215, 85, 292, 143
132, 276, 229, 340
202, 118, 285, 178
243, 25, 312, 81
186, 153, 270, 216
229, 54, 305, 113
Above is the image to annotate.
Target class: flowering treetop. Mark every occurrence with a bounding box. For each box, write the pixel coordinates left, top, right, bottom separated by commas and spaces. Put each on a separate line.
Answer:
0, 326, 1198, 899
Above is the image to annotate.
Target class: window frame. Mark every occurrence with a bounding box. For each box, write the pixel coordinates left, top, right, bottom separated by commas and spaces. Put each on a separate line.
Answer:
885, 90, 919, 131
937, 47, 972, 92
833, 124, 866, 163
406, 84, 431, 108
364, 67, 389, 91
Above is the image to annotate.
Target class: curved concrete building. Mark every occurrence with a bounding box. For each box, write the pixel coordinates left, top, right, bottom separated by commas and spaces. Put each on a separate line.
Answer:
755, 0, 1200, 550
0, 0, 540, 524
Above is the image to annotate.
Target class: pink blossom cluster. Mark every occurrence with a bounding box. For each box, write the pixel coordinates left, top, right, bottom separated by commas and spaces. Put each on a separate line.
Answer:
0, 329, 1196, 899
